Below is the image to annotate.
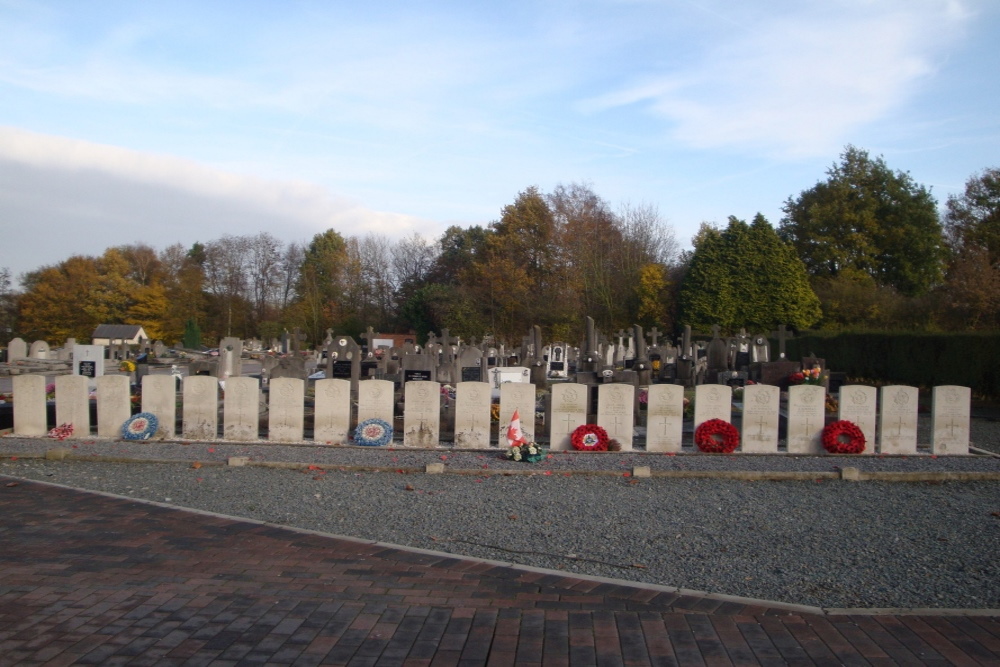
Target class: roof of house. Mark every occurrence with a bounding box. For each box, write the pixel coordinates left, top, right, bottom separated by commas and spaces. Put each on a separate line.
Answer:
92, 324, 147, 340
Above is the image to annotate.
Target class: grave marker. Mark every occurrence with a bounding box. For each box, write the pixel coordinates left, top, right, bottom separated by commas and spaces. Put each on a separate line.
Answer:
12, 374, 46, 435
693, 384, 732, 430
142, 375, 177, 439
55, 375, 90, 436
224, 376, 259, 441
182, 376, 219, 440
499, 382, 536, 445
96, 375, 130, 438
403, 381, 440, 447
268, 377, 304, 442
357, 379, 394, 425
740, 384, 780, 453
549, 383, 588, 451
454, 382, 492, 448
597, 383, 634, 450
645, 384, 684, 453
931, 385, 971, 455
838, 385, 877, 454
314, 378, 351, 444
878, 385, 918, 455
786, 384, 826, 454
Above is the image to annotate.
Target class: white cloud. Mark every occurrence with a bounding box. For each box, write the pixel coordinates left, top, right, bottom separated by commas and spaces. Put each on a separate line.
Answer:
580, 1, 971, 157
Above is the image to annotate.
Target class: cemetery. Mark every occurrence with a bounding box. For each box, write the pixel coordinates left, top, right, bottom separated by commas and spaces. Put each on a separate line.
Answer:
0, 317, 983, 457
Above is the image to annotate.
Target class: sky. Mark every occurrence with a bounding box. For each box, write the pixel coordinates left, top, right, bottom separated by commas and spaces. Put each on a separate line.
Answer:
2, 0, 999, 284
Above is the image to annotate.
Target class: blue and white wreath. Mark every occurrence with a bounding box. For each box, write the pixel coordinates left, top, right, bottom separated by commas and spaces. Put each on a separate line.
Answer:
353, 418, 393, 447
122, 412, 159, 440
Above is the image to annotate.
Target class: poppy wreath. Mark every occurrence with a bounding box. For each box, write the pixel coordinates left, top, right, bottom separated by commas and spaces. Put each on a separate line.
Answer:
122, 412, 159, 440
822, 419, 866, 454
353, 418, 393, 447
47, 423, 74, 441
694, 418, 740, 453
571, 424, 609, 451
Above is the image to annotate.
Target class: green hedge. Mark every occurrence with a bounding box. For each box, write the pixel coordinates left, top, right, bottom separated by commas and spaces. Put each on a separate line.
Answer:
785, 332, 1000, 398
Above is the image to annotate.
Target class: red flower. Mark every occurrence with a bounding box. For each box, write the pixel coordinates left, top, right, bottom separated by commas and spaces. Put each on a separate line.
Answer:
822, 420, 866, 454
694, 419, 739, 453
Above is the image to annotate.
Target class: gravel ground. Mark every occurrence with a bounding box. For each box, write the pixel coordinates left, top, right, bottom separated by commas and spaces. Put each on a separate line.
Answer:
2, 414, 1000, 612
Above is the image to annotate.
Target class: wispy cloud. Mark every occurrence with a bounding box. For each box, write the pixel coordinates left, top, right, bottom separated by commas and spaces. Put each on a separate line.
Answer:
580, 1, 972, 157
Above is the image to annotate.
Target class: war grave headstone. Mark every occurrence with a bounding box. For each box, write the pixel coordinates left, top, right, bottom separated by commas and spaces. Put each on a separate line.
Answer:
12, 374, 46, 435
7, 337, 27, 361
142, 374, 177, 440
645, 384, 684, 452
597, 383, 635, 450
267, 377, 304, 442
403, 380, 440, 447
224, 376, 260, 441
499, 382, 536, 445
29, 340, 50, 359
96, 375, 130, 438
693, 384, 732, 431
357, 379, 394, 425
314, 378, 351, 444
740, 383, 780, 453
72, 344, 105, 388
786, 384, 826, 454
549, 383, 588, 451
838, 385, 877, 454
931, 385, 971, 455
182, 375, 219, 440
878, 385, 919, 455
55, 375, 90, 436
454, 382, 492, 448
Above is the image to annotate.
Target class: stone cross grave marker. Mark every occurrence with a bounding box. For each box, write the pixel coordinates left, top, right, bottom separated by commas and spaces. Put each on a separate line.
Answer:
838, 385, 877, 454
96, 375, 130, 439
182, 375, 219, 440
645, 384, 684, 453
549, 383, 588, 451
314, 378, 351, 444
878, 385, 918, 455
740, 383, 780, 453
454, 381, 492, 448
597, 383, 634, 450
786, 384, 826, 454
403, 381, 440, 447
931, 385, 971, 455
268, 377, 304, 442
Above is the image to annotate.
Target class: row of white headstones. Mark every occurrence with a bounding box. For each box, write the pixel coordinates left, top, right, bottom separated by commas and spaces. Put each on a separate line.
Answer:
8, 374, 971, 454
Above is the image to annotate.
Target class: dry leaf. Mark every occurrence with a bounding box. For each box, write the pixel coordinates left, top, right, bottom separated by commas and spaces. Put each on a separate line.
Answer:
404, 484, 414, 491
191, 462, 202, 469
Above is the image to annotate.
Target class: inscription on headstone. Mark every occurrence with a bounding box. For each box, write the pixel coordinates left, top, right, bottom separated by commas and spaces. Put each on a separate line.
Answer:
931, 385, 971, 455
786, 384, 826, 454
454, 382, 492, 448
838, 385, 877, 454
740, 384, 779, 453
878, 385, 918, 455
597, 383, 634, 450
549, 384, 588, 451
645, 384, 684, 453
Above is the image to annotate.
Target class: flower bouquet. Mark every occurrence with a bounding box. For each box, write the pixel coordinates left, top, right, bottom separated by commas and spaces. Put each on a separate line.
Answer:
789, 366, 826, 386
505, 441, 545, 463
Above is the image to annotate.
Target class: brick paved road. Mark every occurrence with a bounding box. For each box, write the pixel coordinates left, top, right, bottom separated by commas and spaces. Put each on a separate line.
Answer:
1, 476, 998, 665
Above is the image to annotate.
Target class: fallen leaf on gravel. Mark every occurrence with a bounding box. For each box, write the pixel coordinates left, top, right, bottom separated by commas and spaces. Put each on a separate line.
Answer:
632, 564, 647, 569
508, 514, 518, 520
191, 462, 202, 469
5, 482, 18, 487
544, 470, 552, 476
405, 484, 414, 491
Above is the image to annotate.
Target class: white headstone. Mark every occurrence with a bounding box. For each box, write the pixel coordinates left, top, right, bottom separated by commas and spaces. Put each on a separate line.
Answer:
454, 382, 492, 449
645, 384, 685, 453
55, 375, 90, 436
403, 381, 440, 447
218, 336, 243, 378
931, 385, 971, 455
223, 376, 259, 441
499, 382, 536, 445
313, 378, 351, 444
12, 374, 47, 436
549, 383, 589, 451
28, 340, 50, 359
96, 375, 130, 438
7, 337, 27, 361
740, 383, 780, 453
878, 385, 918, 455
693, 384, 732, 430
357, 379, 394, 425
837, 385, 877, 454
597, 383, 635, 450
73, 344, 106, 388
786, 384, 826, 454
182, 376, 219, 440
268, 377, 304, 442
141, 375, 176, 440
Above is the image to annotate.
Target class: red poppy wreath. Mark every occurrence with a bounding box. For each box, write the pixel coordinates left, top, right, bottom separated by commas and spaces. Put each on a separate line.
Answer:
571, 424, 609, 451
822, 419, 866, 454
694, 418, 740, 453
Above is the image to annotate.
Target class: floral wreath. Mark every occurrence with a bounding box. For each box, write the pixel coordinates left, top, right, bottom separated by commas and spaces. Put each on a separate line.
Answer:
119, 360, 137, 373
353, 418, 393, 447
822, 420, 866, 454
694, 419, 740, 453
122, 412, 159, 440
48, 423, 74, 441
571, 424, 609, 451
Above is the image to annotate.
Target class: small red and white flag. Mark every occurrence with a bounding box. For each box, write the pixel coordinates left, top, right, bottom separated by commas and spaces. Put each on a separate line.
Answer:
506, 409, 529, 447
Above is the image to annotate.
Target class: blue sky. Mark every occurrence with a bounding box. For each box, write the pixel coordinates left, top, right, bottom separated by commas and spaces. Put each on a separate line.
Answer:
2, 0, 998, 282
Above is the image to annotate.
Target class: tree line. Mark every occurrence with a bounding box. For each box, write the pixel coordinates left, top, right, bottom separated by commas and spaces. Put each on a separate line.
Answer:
2, 146, 998, 349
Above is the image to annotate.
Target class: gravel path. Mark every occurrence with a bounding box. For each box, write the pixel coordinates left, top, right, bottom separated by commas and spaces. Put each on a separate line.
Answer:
2, 415, 1000, 612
